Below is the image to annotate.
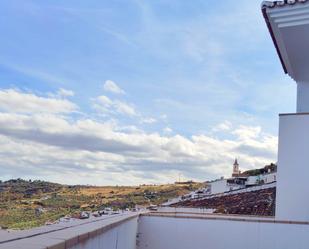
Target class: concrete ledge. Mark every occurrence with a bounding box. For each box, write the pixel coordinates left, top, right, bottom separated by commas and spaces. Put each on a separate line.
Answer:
0, 213, 139, 249
155, 209, 275, 220
143, 212, 309, 225
279, 112, 309, 116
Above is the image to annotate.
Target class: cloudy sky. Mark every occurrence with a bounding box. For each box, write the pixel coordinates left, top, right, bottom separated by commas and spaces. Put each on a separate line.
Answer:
0, 0, 296, 185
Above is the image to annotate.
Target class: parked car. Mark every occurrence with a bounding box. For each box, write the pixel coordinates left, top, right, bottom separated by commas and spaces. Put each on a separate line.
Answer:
80, 211, 90, 219
92, 211, 101, 217
98, 210, 108, 215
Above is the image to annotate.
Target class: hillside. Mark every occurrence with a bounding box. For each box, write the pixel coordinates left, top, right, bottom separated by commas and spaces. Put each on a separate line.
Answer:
240, 163, 277, 177
0, 179, 203, 230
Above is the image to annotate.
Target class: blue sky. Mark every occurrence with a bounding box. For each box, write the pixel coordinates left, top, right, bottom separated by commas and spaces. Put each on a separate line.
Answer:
0, 0, 296, 185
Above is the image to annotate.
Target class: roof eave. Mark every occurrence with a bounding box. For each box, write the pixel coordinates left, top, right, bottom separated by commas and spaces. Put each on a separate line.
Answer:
261, 4, 288, 74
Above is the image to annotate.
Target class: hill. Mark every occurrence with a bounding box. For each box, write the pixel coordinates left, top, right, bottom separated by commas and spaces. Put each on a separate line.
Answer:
0, 179, 203, 229
240, 163, 277, 177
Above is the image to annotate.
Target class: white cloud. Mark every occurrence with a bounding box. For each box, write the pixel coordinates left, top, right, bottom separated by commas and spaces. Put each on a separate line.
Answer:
0, 89, 278, 185
113, 100, 136, 116
57, 88, 75, 97
0, 113, 278, 184
141, 117, 157, 124
103, 80, 125, 94
97, 95, 113, 107
94, 95, 137, 117
212, 121, 232, 132
232, 125, 262, 140
163, 127, 173, 134
0, 89, 77, 114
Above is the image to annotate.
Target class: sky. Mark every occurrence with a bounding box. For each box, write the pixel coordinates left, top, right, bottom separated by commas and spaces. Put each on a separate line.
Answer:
0, 0, 296, 185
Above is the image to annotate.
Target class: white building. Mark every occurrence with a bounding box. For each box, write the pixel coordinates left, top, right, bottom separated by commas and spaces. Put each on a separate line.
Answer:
263, 0, 309, 222
210, 177, 247, 195
246, 172, 276, 186
263, 172, 276, 184
209, 178, 229, 194
209, 160, 276, 195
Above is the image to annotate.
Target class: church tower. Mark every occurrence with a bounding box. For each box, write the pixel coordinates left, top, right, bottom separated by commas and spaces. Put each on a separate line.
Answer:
232, 159, 240, 177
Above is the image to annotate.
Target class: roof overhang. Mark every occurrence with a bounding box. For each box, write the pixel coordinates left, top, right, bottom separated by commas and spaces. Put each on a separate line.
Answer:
262, 0, 309, 82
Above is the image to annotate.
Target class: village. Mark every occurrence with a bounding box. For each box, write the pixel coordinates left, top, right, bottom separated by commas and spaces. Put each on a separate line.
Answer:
160, 160, 277, 216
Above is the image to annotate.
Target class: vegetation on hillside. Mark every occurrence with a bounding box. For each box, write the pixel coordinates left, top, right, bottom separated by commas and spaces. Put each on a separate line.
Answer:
0, 179, 203, 230
241, 163, 277, 177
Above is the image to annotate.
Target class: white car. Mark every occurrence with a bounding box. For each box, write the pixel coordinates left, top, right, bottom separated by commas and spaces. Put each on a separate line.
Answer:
80, 212, 90, 219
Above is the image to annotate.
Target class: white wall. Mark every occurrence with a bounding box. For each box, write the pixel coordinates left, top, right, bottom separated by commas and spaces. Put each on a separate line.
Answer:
210, 179, 228, 194
247, 173, 276, 186
246, 175, 259, 185
69, 217, 138, 249
297, 82, 309, 113
277, 114, 309, 221
262, 172, 276, 184
137, 215, 309, 249
157, 207, 215, 214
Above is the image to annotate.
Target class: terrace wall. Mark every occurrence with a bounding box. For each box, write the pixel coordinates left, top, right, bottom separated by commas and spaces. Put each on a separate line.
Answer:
137, 214, 309, 249
277, 114, 309, 222
0, 213, 139, 249
68, 217, 138, 249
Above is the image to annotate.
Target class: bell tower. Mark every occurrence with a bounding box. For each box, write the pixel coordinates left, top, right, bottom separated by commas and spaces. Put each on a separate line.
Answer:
232, 159, 240, 177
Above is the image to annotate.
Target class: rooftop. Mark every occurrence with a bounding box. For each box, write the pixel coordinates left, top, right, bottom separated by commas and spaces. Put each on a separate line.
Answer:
262, 0, 309, 9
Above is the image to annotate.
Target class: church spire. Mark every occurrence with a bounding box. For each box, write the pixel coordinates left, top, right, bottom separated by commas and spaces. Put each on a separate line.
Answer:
232, 158, 240, 177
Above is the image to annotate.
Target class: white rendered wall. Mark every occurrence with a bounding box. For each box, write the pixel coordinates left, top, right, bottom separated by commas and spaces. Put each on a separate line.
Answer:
69, 217, 138, 249
276, 114, 309, 221
297, 82, 309, 113
246, 175, 259, 185
262, 172, 276, 184
210, 179, 228, 194
137, 215, 309, 249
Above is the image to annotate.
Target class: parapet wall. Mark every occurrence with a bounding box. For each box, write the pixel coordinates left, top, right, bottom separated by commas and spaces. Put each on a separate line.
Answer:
68, 217, 138, 249
0, 213, 139, 249
277, 113, 309, 221
2, 212, 309, 249
137, 213, 309, 249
